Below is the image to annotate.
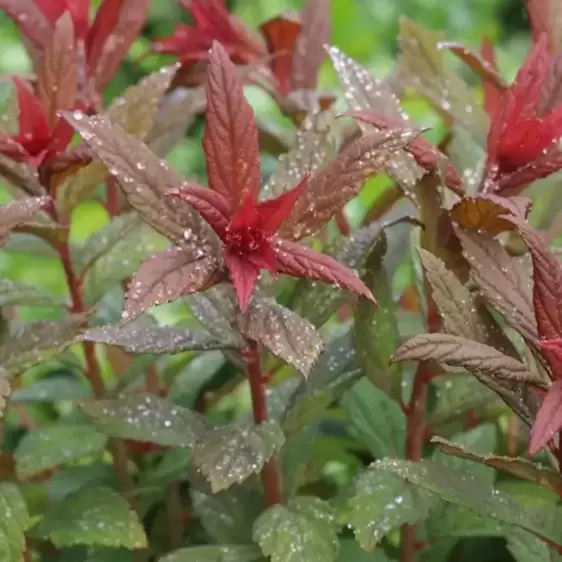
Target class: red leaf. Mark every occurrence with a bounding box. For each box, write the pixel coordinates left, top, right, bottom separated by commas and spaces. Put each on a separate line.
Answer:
292, 0, 330, 91
203, 41, 261, 208
91, 0, 150, 89
0, 0, 54, 47
438, 41, 507, 91
86, 0, 125, 74
539, 339, 562, 379
274, 237, 374, 301
506, 218, 562, 375
527, 0, 562, 52
481, 37, 503, 120
223, 251, 260, 313
34, 0, 68, 28
530, 379, 562, 454
36, 12, 78, 128
538, 51, 562, 114
123, 246, 223, 322
255, 175, 308, 234
168, 184, 231, 239
260, 13, 301, 96
280, 128, 419, 240
346, 110, 464, 195
0, 196, 51, 246
13, 78, 50, 142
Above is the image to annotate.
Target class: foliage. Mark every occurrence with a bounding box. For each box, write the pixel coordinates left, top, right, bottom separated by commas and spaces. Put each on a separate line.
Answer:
1, 1, 562, 561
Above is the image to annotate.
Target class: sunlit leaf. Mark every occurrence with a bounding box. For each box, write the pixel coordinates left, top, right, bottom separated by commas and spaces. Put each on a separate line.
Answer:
33, 487, 147, 548
253, 496, 339, 562
193, 421, 285, 493
14, 424, 107, 479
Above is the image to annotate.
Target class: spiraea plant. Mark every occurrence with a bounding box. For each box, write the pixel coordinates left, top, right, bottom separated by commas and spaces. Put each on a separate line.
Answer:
3, 0, 562, 561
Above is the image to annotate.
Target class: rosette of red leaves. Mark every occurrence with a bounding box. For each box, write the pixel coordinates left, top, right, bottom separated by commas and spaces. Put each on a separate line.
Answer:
0, 77, 73, 168
0, 0, 150, 107
170, 41, 381, 312
153, 0, 333, 112
483, 34, 562, 194
152, 0, 266, 67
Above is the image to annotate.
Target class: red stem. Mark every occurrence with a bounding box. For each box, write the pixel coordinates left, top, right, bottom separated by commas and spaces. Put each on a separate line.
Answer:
335, 209, 351, 236
106, 175, 120, 217
49, 206, 136, 507
244, 339, 283, 507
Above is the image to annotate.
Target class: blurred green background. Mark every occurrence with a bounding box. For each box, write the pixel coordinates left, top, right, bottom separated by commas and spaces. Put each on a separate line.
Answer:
0, 0, 533, 323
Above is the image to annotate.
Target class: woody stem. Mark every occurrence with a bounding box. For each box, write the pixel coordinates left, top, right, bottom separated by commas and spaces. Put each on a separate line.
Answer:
244, 338, 283, 507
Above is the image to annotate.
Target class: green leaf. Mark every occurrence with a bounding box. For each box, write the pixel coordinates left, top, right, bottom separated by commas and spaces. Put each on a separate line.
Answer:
507, 528, 561, 562
253, 497, 339, 562
354, 228, 401, 397
0, 317, 86, 376
79, 322, 235, 354
283, 331, 361, 434
337, 539, 392, 561
83, 393, 211, 447
292, 222, 385, 327
374, 458, 562, 546
0, 483, 31, 562
33, 487, 147, 548
190, 486, 264, 544
193, 421, 285, 493
0, 278, 65, 307
73, 212, 143, 275
11, 376, 90, 402
347, 469, 435, 551
47, 464, 116, 502
342, 378, 405, 458
15, 423, 108, 479
82, 221, 169, 306
159, 545, 263, 562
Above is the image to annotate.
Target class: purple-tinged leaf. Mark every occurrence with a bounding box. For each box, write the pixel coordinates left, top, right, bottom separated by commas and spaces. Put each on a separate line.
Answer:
0, 0, 53, 48
274, 237, 373, 301
36, 13, 77, 129
527, 0, 562, 52
193, 420, 284, 493
79, 322, 238, 354
92, 0, 151, 90
292, 0, 331, 91
281, 128, 419, 240
203, 41, 261, 207
432, 435, 562, 494
62, 112, 220, 251
393, 333, 545, 385
530, 379, 562, 454
329, 46, 426, 194
261, 111, 335, 199
0, 196, 50, 246
237, 297, 324, 377
456, 229, 538, 343
123, 247, 223, 323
